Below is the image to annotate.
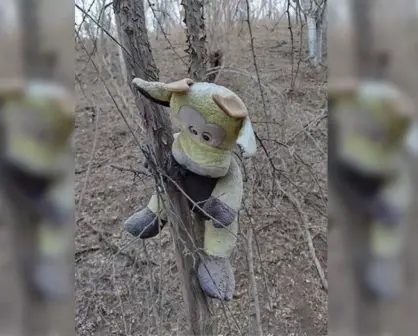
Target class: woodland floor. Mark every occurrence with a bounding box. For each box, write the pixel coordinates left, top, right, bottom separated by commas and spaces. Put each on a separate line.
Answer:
74, 21, 328, 336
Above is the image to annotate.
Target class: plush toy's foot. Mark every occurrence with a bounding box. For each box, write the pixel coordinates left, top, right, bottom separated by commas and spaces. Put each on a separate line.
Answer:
197, 256, 235, 301
203, 197, 236, 228
32, 255, 71, 301
363, 256, 402, 301
124, 208, 165, 238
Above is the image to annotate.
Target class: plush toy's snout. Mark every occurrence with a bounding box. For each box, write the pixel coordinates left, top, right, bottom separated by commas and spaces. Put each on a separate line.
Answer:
132, 77, 256, 158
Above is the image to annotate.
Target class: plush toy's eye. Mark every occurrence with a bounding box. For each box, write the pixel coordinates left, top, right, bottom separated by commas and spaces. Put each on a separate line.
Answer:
202, 132, 212, 142
189, 125, 199, 135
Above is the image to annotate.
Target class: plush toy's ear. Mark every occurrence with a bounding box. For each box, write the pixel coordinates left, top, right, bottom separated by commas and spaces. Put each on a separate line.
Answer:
132, 77, 194, 107
212, 93, 256, 157
237, 117, 257, 157
212, 93, 248, 119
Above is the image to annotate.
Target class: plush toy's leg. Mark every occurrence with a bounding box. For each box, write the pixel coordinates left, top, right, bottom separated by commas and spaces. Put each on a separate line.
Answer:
202, 157, 243, 228
198, 157, 243, 300
363, 168, 410, 300
34, 219, 71, 300
364, 221, 403, 300
197, 218, 238, 300
124, 192, 167, 238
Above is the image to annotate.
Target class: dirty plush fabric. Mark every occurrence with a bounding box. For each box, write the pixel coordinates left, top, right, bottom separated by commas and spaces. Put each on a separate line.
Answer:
0, 81, 74, 300
124, 77, 256, 301
329, 80, 414, 300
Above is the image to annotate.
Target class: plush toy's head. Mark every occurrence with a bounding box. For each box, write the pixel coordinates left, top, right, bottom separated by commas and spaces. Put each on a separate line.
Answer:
330, 79, 414, 176
133, 77, 256, 177
1, 80, 74, 177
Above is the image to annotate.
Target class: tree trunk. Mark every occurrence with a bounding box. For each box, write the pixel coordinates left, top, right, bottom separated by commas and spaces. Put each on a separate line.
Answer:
301, 0, 325, 67
181, 0, 208, 81
112, 1, 215, 335
179, 1, 217, 332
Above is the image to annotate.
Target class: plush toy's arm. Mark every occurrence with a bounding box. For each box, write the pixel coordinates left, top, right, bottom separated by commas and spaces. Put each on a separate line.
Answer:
202, 157, 243, 228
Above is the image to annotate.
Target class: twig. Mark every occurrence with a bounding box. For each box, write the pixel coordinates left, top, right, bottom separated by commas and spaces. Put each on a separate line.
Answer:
110, 164, 150, 177
242, 202, 273, 310
77, 77, 102, 212
112, 256, 129, 335
294, 9, 305, 83
286, 0, 296, 89
244, 0, 270, 139
146, 0, 188, 66
75, 30, 143, 150
75, 3, 134, 60
75, 0, 98, 38
247, 228, 264, 336
284, 189, 328, 291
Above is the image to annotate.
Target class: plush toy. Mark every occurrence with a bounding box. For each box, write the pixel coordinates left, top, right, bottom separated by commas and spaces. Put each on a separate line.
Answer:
124, 77, 256, 300
329, 79, 414, 299
0, 80, 74, 300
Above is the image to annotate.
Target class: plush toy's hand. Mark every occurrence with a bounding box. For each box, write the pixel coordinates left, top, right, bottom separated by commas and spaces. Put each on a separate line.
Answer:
369, 201, 400, 226
32, 254, 72, 301
363, 255, 402, 301
124, 208, 166, 239
202, 197, 236, 228
197, 256, 235, 301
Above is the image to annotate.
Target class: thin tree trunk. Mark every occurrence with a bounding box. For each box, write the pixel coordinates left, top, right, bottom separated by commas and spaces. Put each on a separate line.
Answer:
179, 1, 217, 333
181, 0, 208, 81
113, 1, 214, 335
301, 0, 325, 67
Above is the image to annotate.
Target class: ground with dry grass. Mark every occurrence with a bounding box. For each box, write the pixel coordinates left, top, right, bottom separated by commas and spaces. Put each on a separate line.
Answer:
75, 21, 327, 336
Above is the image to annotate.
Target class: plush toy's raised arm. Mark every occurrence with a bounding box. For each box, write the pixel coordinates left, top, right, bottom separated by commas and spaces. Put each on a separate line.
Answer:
132, 77, 193, 107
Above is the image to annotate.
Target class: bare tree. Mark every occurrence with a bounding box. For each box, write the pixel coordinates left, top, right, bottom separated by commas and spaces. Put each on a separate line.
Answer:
237, 0, 247, 22
298, 0, 326, 67
291, 0, 303, 25
113, 0, 215, 335
181, 0, 208, 81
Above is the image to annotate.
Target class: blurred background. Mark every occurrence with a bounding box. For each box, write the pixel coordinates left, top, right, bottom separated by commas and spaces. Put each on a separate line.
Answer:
328, 0, 418, 335
0, 0, 73, 335
2, 0, 418, 335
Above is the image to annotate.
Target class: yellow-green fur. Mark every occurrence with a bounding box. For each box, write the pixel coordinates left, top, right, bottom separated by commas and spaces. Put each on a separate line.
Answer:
146, 154, 242, 258
2, 86, 73, 176
130, 77, 257, 299
203, 157, 242, 257
170, 88, 243, 149
332, 81, 412, 176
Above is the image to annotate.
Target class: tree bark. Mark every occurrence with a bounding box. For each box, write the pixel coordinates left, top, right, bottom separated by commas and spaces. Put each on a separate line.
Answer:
181, 0, 208, 81
300, 0, 326, 67
113, 1, 214, 335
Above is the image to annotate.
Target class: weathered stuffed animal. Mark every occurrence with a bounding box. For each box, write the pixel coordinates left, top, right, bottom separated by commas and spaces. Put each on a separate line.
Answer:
329, 79, 414, 300
0, 80, 74, 300
124, 77, 256, 301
